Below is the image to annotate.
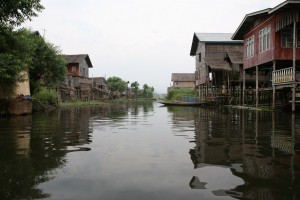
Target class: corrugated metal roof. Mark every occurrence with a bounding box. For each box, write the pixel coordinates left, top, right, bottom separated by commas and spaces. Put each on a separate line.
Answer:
171, 73, 195, 81
64, 54, 93, 68
195, 33, 236, 42
190, 33, 243, 56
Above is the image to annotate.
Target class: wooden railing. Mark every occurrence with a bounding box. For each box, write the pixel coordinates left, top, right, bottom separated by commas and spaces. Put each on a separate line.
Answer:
272, 67, 294, 85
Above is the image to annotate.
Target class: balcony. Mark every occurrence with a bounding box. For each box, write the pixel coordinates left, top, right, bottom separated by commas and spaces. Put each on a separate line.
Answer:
272, 67, 295, 85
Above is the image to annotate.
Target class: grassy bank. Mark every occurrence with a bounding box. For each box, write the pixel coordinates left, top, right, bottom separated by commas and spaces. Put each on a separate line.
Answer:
166, 88, 197, 101
58, 98, 156, 107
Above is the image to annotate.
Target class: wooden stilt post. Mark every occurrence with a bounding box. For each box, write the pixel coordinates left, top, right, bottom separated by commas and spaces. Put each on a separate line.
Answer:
256, 66, 258, 107
239, 83, 242, 105
198, 85, 200, 102
292, 21, 296, 112
272, 61, 276, 109
243, 69, 245, 105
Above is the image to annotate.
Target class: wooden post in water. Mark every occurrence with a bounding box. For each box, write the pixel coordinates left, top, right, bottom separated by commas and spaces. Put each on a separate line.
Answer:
243, 69, 245, 105
239, 83, 242, 105
272, 61, 276, 109
292, 21, 296, 112
256, 66, 258, 107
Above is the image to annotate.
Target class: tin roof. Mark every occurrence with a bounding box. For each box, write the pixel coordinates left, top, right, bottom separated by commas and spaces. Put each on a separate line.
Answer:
195, 33, 235, 42
190, 33, 243, 56
64, 54, 93, 68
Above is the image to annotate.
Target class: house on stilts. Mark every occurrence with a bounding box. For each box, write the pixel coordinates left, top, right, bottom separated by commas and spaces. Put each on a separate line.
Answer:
169, 73, 195, 91
232, 0, 300, 112
190, 33, 247, 105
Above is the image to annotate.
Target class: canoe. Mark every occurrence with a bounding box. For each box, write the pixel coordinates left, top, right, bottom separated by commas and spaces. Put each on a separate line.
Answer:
159, 101, 205, 107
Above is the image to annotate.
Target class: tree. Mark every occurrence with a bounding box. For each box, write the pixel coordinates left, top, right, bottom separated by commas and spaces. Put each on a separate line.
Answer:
0, 0, 44, 27
0, 27, 35, 96
29, 33, 66, 93
0, 28, 66, 96
142, 84, 154, 98
130, 81, 139, 96
107, 76, 127, 92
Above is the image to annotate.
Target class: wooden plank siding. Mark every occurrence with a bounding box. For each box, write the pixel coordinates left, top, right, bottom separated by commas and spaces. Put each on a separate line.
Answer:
232, 1, 300, 110
242, 14, 300, 70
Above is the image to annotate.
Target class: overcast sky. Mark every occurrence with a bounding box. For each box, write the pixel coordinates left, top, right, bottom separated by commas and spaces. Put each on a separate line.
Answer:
24, 0, 283, 94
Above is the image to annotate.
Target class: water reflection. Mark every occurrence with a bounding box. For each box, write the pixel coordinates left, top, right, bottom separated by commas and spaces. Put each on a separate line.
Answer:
1, 102, 299, 200
0, 102, 154, 200
168, 106, 300, 200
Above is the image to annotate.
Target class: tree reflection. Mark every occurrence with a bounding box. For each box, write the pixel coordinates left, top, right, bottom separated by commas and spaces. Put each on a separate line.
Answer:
0, 107, 96, 199
0, 102, 155, 200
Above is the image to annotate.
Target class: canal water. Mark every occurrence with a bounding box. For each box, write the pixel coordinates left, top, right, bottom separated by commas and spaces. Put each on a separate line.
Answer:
0, 101, 299, 200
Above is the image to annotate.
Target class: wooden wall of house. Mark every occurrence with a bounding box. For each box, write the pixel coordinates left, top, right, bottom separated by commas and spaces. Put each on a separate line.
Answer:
206, 43, 242, 53
67, 63, 80, 76
195, 43, 243, 86
195, 42, 206, 70
243, 13, 300, 69
173, 81, 195, 88
79, 60, 90, 78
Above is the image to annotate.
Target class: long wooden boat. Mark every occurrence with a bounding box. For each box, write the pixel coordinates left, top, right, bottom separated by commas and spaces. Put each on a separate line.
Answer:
158, 101, 206, 107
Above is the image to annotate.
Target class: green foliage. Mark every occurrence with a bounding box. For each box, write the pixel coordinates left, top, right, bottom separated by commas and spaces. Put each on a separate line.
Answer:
107, 76, 127, 92
0, 0, 44, 27
33, 87, 58, 106
166, 88, 197, 101
0, 28, 35, 95
29, 35, 66, 93
130, 81, 139, 94
142, 84, 154, 98
0, 27, 66, 96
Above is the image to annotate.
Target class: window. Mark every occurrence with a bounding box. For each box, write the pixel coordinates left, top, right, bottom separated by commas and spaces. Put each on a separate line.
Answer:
259, 26, 271, 53
281, 28, 300, 48
246, 35, 254, 58
198, 53, 201, 62
72, 66, 76, 73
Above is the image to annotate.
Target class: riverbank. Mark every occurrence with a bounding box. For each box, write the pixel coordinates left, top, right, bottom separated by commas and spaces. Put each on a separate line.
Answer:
57, 98, 157, 108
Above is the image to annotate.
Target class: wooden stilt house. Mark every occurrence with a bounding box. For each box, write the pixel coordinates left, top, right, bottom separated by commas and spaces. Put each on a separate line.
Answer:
170, 73, 195, 90
190, 33, 245, 104
232, 0, 300, 111
60, 54, 93, 101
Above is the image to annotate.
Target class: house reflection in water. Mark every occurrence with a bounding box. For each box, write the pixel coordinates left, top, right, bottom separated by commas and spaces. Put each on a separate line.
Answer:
186, 108, 300, 200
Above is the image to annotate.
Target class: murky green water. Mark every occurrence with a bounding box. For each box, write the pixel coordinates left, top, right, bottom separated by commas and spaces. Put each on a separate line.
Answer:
0, 101, 299, 200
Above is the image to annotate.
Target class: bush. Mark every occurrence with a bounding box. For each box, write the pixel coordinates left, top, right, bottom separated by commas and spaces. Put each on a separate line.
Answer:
33, 87, 58, 106
166, 88, 197, 101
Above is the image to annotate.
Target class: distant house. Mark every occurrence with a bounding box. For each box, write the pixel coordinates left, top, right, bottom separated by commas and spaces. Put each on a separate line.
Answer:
92, 77, 109, 99
60, 54, 109, 101
170, 73, 195, 90
64, 54, 93, 78
232, 0, 300, 110
190, 33, 244, 102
